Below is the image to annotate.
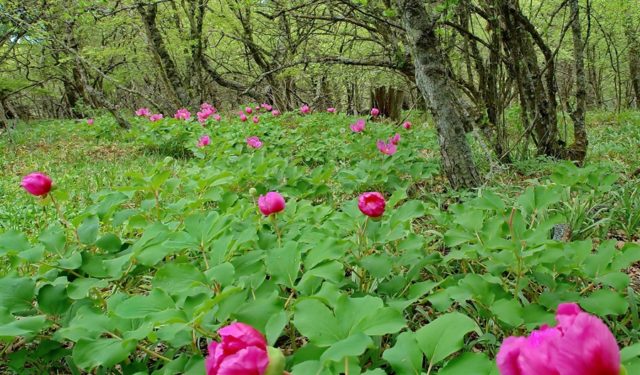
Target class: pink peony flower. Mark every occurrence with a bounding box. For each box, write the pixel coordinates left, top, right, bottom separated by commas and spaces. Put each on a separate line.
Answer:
255, 105, 261, 111
198, 106, 216, 124
149, 114, 164, 122
252, 116, 260, 124
86, 118, 94, 125
21, 172, 53, 196
497, 303, 620, 375
240, 113, 248, 122
213, 114, 222, 122
327, 107, 336, 113
350, 119, 366, 133
205, 322, 269, 375
376, 140, 397, 155
135, 107, 151, 117
247, 136, 263, 149
201, 102, 216, 113
402, 121, 412, 130
258, 192, 286, 216
197, 135, 211, 148
261, 103, 273, 111
174, 108, 191, 121
271, 110, 281, 117
370, 107, 380, 117
300, 104, 310, 115
358, 192, 386, 218
245, 107, 253, 114
390, 133, 401, 145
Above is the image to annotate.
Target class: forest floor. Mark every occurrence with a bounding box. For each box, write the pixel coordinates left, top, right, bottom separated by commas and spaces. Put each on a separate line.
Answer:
1, 110, 640, 374
2, 110, 639, 235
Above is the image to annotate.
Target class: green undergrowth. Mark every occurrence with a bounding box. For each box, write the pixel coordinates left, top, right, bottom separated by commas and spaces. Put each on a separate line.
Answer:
0, 111, 639, 374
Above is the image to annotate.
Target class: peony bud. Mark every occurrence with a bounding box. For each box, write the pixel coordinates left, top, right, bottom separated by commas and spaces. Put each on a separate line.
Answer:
358, 192, 386, 218
21, 172, 52, 196
258, 192, 286, 216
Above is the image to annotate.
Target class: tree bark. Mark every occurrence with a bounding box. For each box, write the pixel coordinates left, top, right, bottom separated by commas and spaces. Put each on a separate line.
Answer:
137, 2, 189, 108
497, 0, 564, 158
567, 0, 588, 163
397, 0, 481, 189
626, 23, 640, 108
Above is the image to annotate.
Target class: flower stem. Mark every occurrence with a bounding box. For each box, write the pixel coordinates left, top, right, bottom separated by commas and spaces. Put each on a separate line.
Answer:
272, 214, 282, 246
49, 194, 80, 242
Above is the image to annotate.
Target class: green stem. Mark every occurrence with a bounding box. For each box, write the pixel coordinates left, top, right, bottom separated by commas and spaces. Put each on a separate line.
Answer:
49, 194, 80, 242
272, 214, 282, 246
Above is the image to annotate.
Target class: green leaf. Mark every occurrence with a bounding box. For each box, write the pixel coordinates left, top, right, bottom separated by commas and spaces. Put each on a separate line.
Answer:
0, 230, 30, 255
96, 233, 122, 253
320, 333, 372, 363
72, 338, 137, 369
77, 215, 100, 245
382, 331, 423, 375
153, 263, 207, 295
206, 262, 235, 287
265, 311, 288, 346
415, 313, 481, 366
266, 242, 301, 288
490, 299, 523, 327
67, 278, 108, 300
114, 289, 176, 319
293, 299, 341, 346
37, 284, 70, 315
621, 343, 640, 362
438, 352, 495, 375
352, 307, 406, 336
0, 315, 48, 337
580, 290, 629, 316
360, 254, 393, 279
0, 277, 36, 313
38, 225, 66, 253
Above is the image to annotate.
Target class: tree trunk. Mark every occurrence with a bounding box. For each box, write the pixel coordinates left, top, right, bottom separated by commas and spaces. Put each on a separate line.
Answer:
137, 2, 189, 109
65, 21, 130, 129
627, 24, 640, 108
397, 0, 481, 189
371, 87, 404, 121
567, 0, 588, 163
497, 0, 564, 158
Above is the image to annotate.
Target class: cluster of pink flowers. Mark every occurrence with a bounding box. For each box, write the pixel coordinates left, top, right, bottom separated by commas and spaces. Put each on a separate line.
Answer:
197, 135, 211, 148
198, 103, 217, 124
135, 107, 151, 117
261, 103, 273, 111
149, 113, 164, 122
174, 108, 191, 121
376, 140, 397, 155
327, 107, 336, 113
375, 133, 400, 156
271, 110, 281, 117
247, 136, 263, 149
135, 107, 163, 122
350, 119, 366, 133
